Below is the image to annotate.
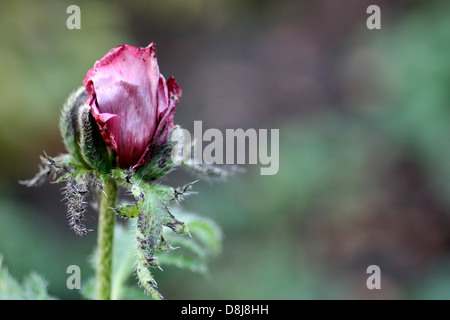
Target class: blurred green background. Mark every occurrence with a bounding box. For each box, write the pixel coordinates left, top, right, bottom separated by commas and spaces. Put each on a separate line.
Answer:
0, 0, 449, 299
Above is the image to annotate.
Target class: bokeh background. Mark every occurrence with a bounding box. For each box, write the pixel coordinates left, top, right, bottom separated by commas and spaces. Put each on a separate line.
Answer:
1, 0, 449, 299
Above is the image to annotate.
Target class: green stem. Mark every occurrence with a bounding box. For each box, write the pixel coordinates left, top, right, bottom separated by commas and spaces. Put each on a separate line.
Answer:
96, 178, 118, 300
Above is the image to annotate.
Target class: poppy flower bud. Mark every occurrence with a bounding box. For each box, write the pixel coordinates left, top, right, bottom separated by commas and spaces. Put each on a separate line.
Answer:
60, 43, 182, 178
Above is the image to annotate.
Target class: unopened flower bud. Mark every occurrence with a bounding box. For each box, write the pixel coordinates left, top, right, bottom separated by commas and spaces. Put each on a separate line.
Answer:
60, 43, 182, 179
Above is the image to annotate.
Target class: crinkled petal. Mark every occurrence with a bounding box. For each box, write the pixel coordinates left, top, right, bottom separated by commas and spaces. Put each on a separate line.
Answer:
133, 76, 182, 169
84, 43, 161, 168
83, 43, 181, 169
90, 104, 120, 153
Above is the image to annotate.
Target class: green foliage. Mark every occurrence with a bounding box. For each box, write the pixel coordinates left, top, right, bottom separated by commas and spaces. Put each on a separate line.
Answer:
0, 255, 55, 300
81, 212, 222, 300
81, 222, 149, 300
21, 132, 224, 299
123, 176, 221, 299
156, 210, 222, 274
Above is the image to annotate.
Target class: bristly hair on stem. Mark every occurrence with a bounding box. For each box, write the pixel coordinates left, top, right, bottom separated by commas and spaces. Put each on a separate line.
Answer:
62, 177, 91, 235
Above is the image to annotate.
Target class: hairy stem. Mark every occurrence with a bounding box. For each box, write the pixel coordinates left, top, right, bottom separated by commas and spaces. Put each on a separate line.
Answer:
96, 178, 118, 300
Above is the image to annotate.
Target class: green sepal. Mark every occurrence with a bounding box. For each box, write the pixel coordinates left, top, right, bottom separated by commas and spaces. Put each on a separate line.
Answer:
76, 104, 114, 173
59, 86, 115, 173
59, 86, 90, 168
134, 126, 181, 182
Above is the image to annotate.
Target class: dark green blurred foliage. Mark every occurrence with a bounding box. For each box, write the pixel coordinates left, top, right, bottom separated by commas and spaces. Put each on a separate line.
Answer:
0, 0, 449, 299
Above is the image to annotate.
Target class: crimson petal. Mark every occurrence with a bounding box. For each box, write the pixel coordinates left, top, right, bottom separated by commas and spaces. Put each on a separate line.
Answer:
83, 43, 162, 168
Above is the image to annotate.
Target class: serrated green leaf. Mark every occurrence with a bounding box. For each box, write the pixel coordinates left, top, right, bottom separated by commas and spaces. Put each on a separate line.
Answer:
185, 217, 222, 255
154, 211, 222, 276
91, 181, 223, 300
0, 254, 55, 300
169, 210, 223, 255
156, 253, 207, 274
